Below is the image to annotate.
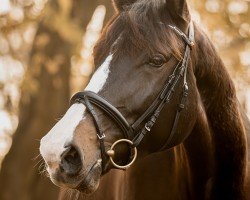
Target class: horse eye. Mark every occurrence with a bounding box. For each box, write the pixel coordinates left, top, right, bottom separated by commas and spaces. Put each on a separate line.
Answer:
148, 54, 167, 68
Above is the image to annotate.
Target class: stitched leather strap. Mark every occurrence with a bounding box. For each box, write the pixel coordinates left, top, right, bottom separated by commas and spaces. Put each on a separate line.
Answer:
132, 22, 194, 148
71, 91, 132, 139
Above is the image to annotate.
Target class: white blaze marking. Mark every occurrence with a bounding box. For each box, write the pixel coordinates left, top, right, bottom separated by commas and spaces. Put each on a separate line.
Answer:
85, 54, 112, 93
40, 54, 113, 165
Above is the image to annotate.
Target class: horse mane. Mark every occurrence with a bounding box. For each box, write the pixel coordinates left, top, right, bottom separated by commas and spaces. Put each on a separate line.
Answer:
193, 24, 247, 199
94, 0, 184, 64
112, 0, 137, 11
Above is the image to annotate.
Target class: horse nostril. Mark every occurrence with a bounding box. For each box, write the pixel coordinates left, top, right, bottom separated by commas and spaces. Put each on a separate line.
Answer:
60, 145, 82, 176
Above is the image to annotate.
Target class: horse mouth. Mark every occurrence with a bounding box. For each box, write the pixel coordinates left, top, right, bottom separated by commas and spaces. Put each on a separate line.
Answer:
75, 159, 102, 194
49, 159, 102, 194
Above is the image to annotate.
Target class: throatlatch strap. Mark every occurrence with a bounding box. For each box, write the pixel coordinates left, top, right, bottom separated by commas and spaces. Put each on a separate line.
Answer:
160, 82, 189, 150
160, 23, 194, 149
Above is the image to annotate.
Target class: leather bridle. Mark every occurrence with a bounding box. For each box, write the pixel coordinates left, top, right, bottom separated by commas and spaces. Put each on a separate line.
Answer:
70, 22, 194, 171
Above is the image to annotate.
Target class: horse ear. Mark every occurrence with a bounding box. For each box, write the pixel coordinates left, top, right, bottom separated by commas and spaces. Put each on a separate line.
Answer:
165, 0, 190, 28
112, 0, 137, 11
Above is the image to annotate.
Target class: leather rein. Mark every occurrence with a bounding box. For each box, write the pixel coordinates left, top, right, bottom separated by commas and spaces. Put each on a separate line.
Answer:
70, 22, 195, 171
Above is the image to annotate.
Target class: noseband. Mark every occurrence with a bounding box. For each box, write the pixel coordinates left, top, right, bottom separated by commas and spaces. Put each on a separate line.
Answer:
70, 22, 194, 171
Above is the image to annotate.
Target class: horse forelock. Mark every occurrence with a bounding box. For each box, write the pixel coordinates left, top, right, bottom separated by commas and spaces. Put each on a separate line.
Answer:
94, 0, 185, 65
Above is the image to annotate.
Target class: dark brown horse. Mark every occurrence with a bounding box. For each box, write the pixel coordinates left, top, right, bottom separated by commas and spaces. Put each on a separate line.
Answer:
39, 0, 250, 199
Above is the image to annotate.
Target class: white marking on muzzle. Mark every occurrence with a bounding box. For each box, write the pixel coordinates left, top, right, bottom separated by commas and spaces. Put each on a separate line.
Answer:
40, 104, 86, 163
40, 54, 113, 165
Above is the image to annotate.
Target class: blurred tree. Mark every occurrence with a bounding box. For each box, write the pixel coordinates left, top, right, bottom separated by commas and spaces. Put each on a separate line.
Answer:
192, 0, 250, 112
0, 0, 113, 200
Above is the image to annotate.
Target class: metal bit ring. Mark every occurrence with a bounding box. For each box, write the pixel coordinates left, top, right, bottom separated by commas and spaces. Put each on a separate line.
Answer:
106, 139, 137, 170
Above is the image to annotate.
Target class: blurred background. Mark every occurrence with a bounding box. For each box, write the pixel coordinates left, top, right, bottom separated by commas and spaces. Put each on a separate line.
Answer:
0, 0, 249, 199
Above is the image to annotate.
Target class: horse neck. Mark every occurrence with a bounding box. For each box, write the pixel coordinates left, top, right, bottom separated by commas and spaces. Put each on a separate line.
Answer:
193, 24, 247, 199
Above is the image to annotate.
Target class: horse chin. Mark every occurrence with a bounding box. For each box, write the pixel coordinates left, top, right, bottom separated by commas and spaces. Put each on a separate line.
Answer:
48, 159, 102, 194
76, 159, 102, 194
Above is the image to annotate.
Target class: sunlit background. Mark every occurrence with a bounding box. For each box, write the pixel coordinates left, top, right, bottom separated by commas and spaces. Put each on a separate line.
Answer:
0, 0, 250, 164
0, 0, 107, 163
0, 0, 249, 198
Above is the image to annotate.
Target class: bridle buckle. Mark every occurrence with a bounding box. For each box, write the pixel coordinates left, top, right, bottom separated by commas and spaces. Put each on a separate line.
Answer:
145, 124, 151, 132
97, 133, 106, 140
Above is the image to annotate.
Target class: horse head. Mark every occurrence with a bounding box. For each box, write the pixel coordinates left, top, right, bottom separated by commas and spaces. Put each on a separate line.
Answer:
39, 0, 221, 195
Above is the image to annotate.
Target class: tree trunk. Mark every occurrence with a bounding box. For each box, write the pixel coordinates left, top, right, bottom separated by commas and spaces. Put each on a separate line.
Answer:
0, 0, 113, 199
